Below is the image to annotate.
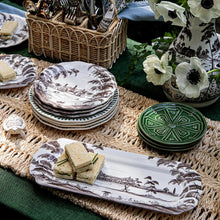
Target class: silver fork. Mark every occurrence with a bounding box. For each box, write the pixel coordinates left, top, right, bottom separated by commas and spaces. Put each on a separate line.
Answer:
60, 0, 79, 25
59, 0, 72, 16
59, 0, 69, 10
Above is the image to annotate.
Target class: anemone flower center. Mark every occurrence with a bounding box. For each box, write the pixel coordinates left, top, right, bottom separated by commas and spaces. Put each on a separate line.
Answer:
168, 10, 178, 19
154, 68, 163, 74
187, 69, 201, 85
201, 0, 214, 9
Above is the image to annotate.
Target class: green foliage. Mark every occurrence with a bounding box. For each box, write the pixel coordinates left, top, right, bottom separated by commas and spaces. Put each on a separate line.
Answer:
210, 74, 220, 84
126, 43, 154, 85
209, 68, 220, 84
128, 29, 179, 78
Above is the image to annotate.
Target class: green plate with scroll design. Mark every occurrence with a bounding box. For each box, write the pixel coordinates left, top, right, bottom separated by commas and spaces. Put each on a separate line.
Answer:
138, 103, 207, 146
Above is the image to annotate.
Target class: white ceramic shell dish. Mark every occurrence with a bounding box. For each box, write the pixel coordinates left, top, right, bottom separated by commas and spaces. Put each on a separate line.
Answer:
3, 114, 26, 138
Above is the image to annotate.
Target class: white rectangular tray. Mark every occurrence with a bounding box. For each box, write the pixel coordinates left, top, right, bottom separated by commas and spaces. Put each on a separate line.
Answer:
30, 138, 203, 215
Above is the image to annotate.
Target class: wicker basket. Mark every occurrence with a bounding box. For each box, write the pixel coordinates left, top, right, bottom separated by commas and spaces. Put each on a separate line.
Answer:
26, 10, 127, 69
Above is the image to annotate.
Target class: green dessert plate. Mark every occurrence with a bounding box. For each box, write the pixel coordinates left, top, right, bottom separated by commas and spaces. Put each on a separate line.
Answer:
137, 122, 201, 152
137, 118, 203, 148
138, 103, 207, 146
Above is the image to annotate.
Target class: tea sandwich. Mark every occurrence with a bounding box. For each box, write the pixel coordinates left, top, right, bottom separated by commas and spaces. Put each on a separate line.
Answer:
0, 21, 18, 40
76, 152, 105, 185
53, 151, 74, 179
65, 142, 93, 172
0, 61, 16, 82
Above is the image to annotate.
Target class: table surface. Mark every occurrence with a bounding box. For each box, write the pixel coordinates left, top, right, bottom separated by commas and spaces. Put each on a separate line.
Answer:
0, 1, 219, 220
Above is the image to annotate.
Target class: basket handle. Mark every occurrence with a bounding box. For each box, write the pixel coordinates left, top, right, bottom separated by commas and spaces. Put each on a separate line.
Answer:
109, 0, 119, 21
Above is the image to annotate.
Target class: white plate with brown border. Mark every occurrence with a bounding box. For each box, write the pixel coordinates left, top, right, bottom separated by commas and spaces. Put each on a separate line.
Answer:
0, 13, 28, 48
34, 61, 117, 111
0, 54, 36, 88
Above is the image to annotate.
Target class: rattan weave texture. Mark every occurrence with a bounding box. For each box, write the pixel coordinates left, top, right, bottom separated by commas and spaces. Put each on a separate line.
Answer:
0, 58, 219, 220
26, 12, 127, 69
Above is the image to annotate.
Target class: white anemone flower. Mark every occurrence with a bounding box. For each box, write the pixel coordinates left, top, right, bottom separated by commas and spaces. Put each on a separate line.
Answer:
188, 0, 220, 23
175, 57, 209, 98
148, 0, 161, 19
155, 1, 187, 27
143, 53, 173, 86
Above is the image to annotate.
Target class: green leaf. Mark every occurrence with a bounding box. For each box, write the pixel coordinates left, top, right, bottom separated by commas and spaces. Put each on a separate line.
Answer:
210, 73, 220, 84
56, 158, 68, 166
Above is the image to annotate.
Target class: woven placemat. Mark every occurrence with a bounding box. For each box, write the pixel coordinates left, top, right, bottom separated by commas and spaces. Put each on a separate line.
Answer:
0, 57, 219, 220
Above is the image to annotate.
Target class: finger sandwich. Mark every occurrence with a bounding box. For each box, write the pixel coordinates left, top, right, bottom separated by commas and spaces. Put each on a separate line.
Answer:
53, 151, 74, 179
0, 61, 16, 82
0, 21, 18, 40
65, 142, 93, 173
76, 152, 105, 185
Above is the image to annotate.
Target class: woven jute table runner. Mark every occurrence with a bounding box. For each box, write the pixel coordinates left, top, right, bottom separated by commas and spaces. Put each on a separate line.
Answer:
0, 57, 219, 220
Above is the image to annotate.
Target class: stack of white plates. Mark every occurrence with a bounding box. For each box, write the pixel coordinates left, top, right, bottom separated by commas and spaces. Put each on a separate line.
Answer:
29, 61, 119, 130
